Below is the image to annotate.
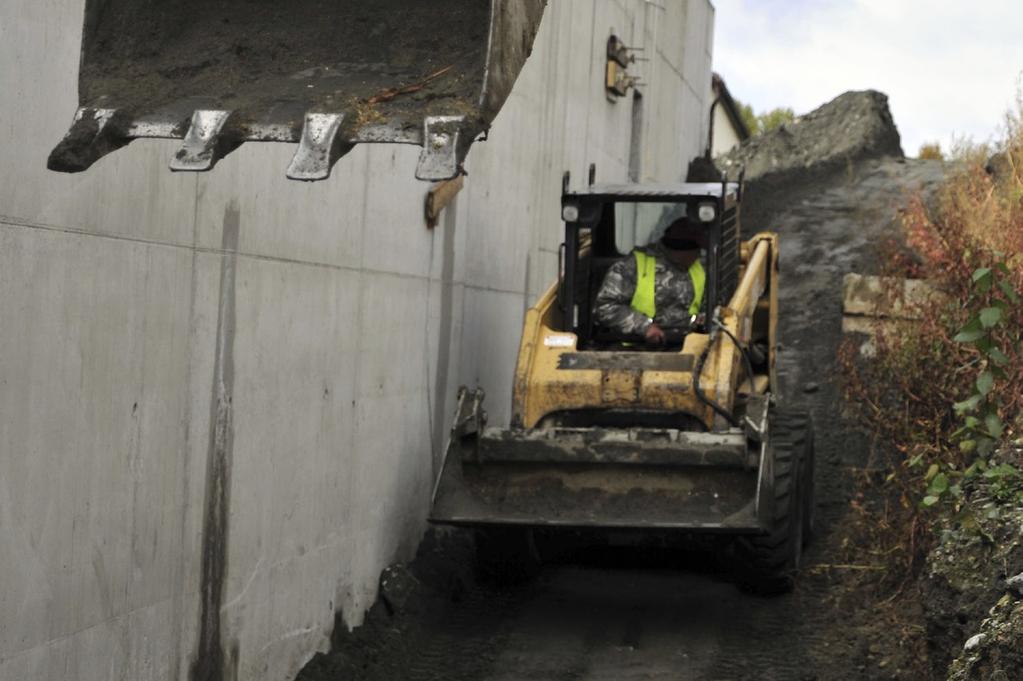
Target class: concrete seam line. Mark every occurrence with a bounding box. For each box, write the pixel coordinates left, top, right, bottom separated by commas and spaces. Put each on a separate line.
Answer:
0, 214, 524, 296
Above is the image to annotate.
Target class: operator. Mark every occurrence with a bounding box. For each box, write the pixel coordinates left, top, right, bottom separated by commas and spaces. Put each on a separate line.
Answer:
593, 216, 706, 346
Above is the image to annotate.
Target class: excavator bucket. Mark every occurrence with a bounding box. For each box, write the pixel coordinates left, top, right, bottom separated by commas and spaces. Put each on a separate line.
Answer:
430, 389, 773, 532
48, 0, 546, 181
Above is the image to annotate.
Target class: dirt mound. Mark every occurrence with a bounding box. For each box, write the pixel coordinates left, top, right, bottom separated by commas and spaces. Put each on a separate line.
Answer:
719, 90, 904, 182
722, 91, 905, 233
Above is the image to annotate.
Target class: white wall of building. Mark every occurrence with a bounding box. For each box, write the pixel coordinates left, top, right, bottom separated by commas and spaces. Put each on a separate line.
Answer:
712, 103, 744, 157
0, 2, 714, 679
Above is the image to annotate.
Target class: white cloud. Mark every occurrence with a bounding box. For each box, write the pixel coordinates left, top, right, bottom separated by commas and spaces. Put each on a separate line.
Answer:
712, 0, 1023, 154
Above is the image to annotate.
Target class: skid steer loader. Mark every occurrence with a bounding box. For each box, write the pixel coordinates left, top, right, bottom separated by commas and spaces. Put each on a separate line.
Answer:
430, 176, 815, 592
48, 0, 545, 181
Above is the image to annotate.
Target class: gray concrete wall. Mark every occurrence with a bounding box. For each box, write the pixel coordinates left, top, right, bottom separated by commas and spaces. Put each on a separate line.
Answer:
0, 1, 714, 679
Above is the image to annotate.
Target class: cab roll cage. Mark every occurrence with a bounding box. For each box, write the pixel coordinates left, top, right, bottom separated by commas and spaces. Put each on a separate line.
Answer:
557, 174, 742, 343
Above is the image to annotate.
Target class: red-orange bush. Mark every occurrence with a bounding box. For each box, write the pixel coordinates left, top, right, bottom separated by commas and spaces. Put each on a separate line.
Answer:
838, 119, 1023, 580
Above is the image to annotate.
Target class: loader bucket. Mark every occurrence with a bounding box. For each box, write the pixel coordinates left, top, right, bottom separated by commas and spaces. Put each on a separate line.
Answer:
48, 0, 547, 181
429, 391, 772, 532
430, 427, 768, 531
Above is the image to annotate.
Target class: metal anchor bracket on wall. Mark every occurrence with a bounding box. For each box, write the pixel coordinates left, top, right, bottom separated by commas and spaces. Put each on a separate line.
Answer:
605, 34, 646, 99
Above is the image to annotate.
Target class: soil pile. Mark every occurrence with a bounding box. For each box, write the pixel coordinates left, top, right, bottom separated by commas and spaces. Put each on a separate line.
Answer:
719, 90, 904, 182
719, 90, 904, 230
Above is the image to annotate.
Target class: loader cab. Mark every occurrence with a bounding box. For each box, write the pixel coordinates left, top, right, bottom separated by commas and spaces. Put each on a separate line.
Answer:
558, 180, 742, 348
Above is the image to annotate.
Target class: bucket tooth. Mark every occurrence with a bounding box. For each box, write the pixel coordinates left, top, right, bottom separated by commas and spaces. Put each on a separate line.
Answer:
416, 116, 468, 181
285, 112, 351, 181
47, 108, 130, 172
169, 110, 238, 172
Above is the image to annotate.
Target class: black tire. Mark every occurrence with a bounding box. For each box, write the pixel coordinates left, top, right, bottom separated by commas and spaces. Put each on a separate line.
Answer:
772, 410, 815, 545
800, 422, 816, 543
473, 526, 541, 584
737, 409, 811, 594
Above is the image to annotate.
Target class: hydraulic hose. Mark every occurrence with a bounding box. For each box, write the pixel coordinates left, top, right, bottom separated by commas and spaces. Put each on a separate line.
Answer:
713, 319, 757, 395
693, 313, 740, 428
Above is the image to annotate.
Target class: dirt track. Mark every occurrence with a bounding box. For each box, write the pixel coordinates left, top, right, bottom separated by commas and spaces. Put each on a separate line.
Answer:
297, 156, 946, 681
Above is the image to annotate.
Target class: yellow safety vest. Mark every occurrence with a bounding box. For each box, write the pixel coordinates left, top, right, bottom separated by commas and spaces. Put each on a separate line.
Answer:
630, 250, 705, 320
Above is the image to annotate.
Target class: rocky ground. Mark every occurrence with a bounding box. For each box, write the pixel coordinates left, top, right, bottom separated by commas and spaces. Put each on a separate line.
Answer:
927, 445, 1023, 680
292, 91, 1017, 681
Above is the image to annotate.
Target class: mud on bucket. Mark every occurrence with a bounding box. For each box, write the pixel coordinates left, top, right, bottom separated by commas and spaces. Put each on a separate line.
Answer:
48, 0, 546, 181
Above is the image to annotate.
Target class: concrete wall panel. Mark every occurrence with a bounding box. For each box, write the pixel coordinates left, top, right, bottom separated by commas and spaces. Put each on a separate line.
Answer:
0, 226, 206, 680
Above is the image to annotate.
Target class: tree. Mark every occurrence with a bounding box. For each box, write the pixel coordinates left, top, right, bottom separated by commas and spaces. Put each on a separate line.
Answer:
757, 107, 795, 133
733, 100, 796, 136
737, 101, 758, 136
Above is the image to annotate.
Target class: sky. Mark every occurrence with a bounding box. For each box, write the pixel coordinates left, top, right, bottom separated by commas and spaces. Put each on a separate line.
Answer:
712, 0, 1023, 155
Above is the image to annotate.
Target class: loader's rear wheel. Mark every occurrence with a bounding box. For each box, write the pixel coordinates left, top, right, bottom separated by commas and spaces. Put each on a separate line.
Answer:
738, 409, 813, 594
473, 527, 541, 584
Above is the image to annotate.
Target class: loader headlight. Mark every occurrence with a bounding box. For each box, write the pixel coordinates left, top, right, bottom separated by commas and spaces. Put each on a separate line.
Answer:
698, 203, 716, 223
562, 203, 580, 222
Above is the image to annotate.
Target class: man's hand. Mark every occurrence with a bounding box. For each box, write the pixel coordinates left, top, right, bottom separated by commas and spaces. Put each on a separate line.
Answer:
644, 322, 666, 346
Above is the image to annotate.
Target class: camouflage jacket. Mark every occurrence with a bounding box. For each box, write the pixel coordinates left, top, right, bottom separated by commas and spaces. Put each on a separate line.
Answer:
593, 244, 705, 336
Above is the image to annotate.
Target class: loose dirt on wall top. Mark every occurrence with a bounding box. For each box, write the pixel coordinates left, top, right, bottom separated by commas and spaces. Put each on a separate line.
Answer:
79, 0, 490, 121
